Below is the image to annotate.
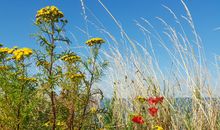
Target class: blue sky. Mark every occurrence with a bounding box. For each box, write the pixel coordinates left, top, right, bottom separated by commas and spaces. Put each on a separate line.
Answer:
1, 0, 220, 60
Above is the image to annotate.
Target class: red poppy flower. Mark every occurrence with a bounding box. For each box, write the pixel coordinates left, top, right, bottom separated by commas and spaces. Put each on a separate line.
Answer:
147, 97, 157, 105
147, 96, 164, 105
148, 107, 158, 117
131, 115, 144, 124
155, 96, 164, 103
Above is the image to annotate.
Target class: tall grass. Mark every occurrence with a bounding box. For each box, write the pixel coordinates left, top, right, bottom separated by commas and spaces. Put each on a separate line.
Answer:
81, 0, 220, 129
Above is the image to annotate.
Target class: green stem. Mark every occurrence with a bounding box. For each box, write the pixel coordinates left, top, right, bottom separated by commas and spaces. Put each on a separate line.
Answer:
78, 48, 98, 130
49, 23, 56, 130
16, 59, 25, 130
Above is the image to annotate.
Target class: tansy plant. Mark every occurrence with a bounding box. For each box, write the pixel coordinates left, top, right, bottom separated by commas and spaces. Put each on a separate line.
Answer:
58, 37, 108, 130
0, 45, 37, 130
33, 5, 70, 130
34, 5, 108, 130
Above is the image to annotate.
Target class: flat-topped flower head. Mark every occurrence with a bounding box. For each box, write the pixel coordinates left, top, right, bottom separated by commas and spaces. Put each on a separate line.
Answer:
85, 38, 105, 46
0, 47, 11, 54
7, 47, 16, 54
61, 54, 81, 63
18, 77, 37, 82
66, 73, 85, 80
0, 66, 10, 70
12, 48, 33, 61
36, 6, 64, 24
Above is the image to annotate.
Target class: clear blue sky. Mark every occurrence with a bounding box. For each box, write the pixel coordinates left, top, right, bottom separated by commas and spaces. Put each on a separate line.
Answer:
1, 0, 220, 60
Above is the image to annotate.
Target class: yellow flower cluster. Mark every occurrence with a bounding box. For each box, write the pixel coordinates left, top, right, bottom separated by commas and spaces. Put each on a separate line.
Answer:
61, 54, 81, 63
18, 77, 37, 82
0, 66, 9, 70
85, 38, 105, 46
0, 47, 32, 61
36, 6, 64, 24
67, 73, 85, 80
0, 47, 11, 54
36, 60, 50, 68
12, 48, 33, 61
44, 121, 65, 127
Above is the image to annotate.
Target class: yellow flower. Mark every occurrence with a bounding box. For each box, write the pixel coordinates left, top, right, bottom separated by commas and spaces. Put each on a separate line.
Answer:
0, 66, 9, 70
99, 129, 107, 130
7, 49, 14, 54
22, 48, 33, 55
90, 107, 97, 113
68, 73, 85, 79
61, 54, 81, 63
12, 48, 33, 61
7, 46, 18, 54
153, 125, 164, 130
136, 95, 146, 103
56, 121, 65, 126
85, 38, 105, 46
36, 60, 50, 70
28, 78, 37, 82
18, 77, 37, 82
0, 46, 31, 61
0, 47, 10, 53
36, 6, 64, 24
43, 121, 51, 127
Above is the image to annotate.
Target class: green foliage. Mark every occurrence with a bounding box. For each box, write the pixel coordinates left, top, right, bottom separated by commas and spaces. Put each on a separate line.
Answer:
0, 6, 108, 130
0, 45, 37, 129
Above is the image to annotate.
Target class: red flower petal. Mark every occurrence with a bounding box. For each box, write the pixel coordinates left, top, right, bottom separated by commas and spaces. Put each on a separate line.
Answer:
147, 97, 157, 105
148, 107, 158, 117
155, 96, 164, 104
147, 96, 164, 105
131, 115, 144, 124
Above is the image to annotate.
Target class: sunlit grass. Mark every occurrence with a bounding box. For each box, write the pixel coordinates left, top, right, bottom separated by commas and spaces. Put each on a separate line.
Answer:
0, 1, 220, 130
